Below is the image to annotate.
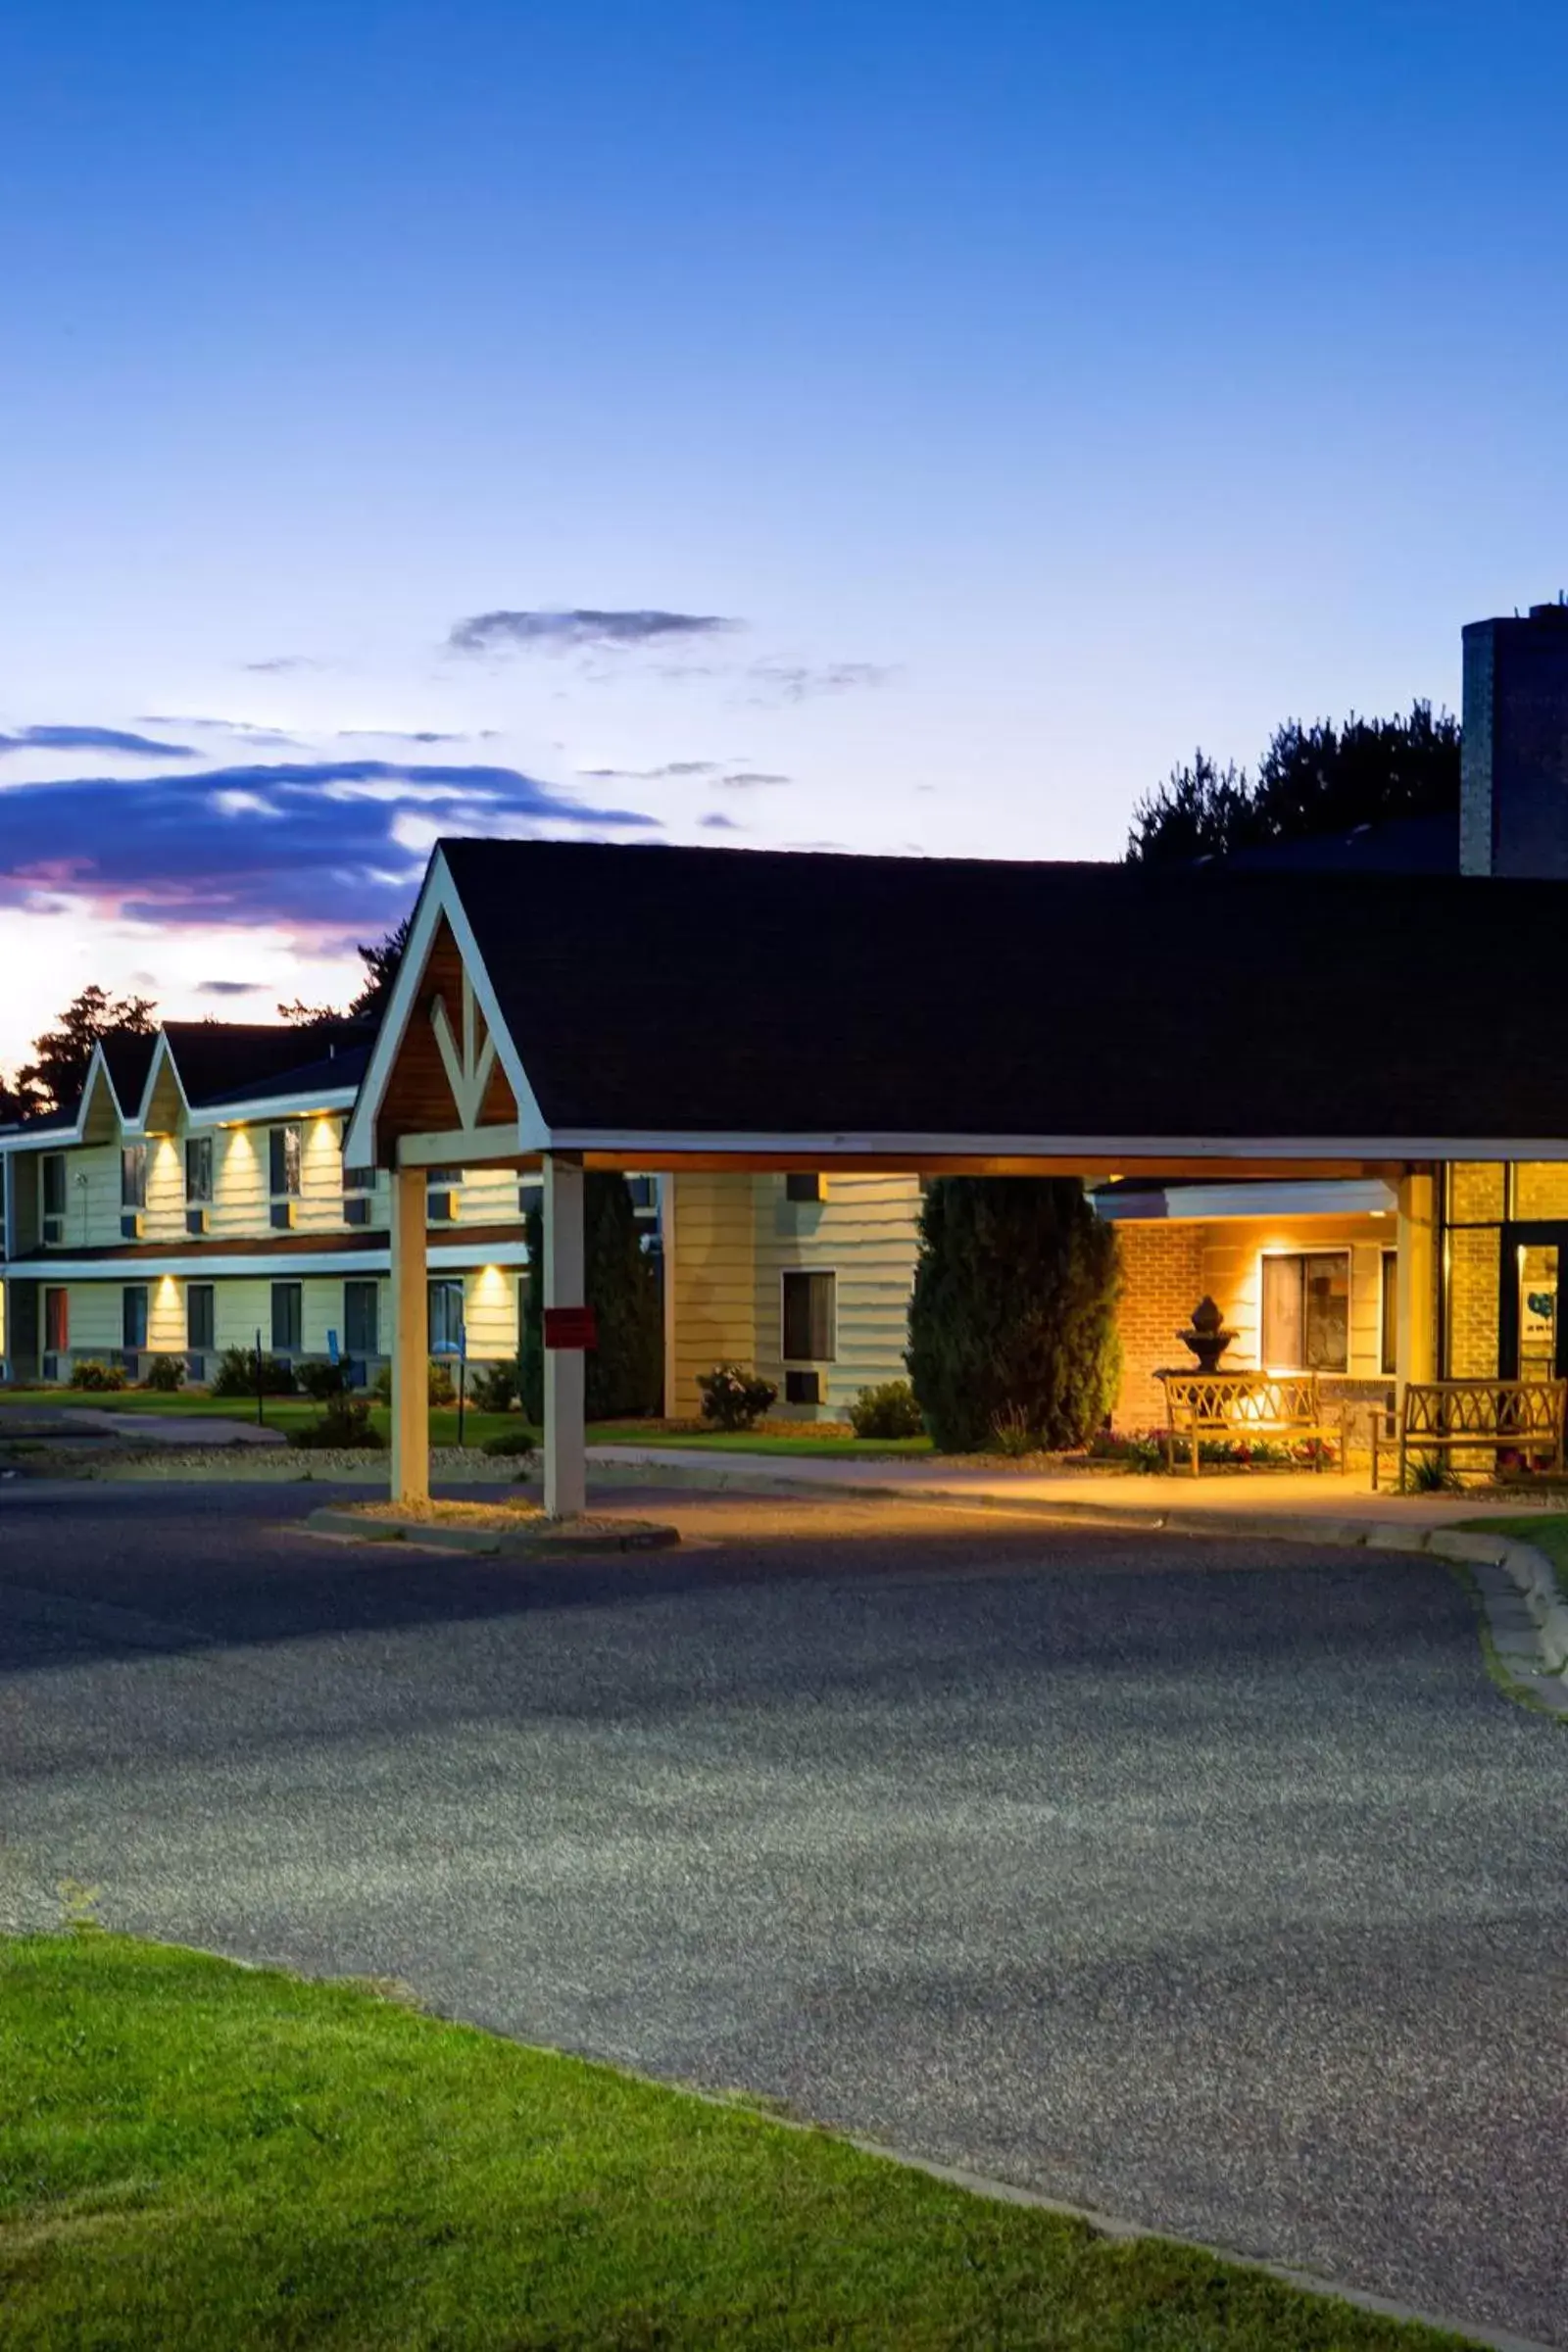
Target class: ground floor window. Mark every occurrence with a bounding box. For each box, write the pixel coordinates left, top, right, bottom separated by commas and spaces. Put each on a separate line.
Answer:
44, 1287, 68, 1354
428, 1279, 465, 1354
1260, 1250, 1349, 1373
782, 1268, 836, 1362
1380, 1250, 1397, 1376
187, 1283, 215, 1354
344, 1279, 378, 1358
122, 1286, 148, 1353
271, 1282, 303, 1356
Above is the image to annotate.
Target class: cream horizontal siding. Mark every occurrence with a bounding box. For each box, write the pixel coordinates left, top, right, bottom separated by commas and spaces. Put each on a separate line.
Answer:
461, 1263, 520, 1361
752, 1173, 921, 1416
669, 1172, 760, 1412
1196, 1214, 1392, 1379
453, 1166, 522, 1228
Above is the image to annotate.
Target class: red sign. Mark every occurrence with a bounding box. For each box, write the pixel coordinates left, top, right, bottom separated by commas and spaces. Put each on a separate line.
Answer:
543, 1305, 598, 1351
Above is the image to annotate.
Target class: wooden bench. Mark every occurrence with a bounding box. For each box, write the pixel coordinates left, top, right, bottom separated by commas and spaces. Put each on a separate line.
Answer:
1156, 1370, 1341, 1477
1370, 1379, 1568, 1491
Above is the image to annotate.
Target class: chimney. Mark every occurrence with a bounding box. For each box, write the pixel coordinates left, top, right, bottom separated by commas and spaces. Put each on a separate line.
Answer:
1461, 598, 1568, 875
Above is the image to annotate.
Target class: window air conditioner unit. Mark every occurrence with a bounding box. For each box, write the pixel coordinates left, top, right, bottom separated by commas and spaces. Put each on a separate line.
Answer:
785, 1369, 823, 1406
344, 1196, 371, 1228
185, 1354, 207, 1386
120, 1212, 143, 1241
42, 1216, 63, 1246
41, 1353, 60, 1383
270, 1200, 295, 1231
427, 1191, 455, 1224
185, 1207, 209, 1237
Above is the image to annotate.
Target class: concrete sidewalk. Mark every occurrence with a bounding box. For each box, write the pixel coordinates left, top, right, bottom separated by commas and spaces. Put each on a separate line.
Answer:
585, 1444, 1536, 1530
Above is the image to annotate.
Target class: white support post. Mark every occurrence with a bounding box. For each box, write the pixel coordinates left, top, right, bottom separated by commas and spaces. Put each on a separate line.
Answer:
543, 1150, 586, 1519
390, 1164, 429, 1504
1396, 1168, 1438, 1404
659, 1171, 677, 1420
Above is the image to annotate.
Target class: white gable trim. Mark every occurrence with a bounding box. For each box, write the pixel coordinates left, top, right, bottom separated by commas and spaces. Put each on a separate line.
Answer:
343, 848, 546, 1167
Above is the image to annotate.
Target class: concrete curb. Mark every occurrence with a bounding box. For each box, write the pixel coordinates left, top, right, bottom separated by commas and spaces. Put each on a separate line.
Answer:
305, 1505, 680, 1556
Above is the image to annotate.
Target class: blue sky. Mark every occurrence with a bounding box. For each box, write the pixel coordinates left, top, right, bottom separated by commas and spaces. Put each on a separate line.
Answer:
2, 0, 1565, 1064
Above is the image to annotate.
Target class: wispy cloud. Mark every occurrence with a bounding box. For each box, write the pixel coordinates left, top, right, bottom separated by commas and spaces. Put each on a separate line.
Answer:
335, 728, 477, 745
449, 609, 740, 657
746, 661, 894, 705
699, 812, 743, 831
717, 769, 792, 789
197, 979, 267, 997
141, 713, 304, 749
0, 724, 194, 759
576, 759, 721, 781
241, 655, 318, 674
0, 760, 657, 934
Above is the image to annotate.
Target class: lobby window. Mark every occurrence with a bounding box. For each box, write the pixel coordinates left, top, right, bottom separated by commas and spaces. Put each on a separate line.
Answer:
269, 1123, 302, 1198
1261, 1251, 1349, 1374
186, 1283, 216, 1354
270, 1281, 303, 1356
121, 1144, 147, 1209
782, 1269, 836, 1362
122, 1285, 149, 1353
1380, 1250, 1397, 1377
184, 1135, 214, 1202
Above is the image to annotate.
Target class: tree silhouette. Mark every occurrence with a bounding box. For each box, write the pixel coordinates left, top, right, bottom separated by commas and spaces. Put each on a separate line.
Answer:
11, 985, 158, 1116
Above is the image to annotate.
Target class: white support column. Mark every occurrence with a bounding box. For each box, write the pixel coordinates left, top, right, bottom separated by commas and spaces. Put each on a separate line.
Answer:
659, 1170, 677, 1420
390, 1164, 429, 1504
1396, 1168, 1438, 1403
543, 1150, 586, 1519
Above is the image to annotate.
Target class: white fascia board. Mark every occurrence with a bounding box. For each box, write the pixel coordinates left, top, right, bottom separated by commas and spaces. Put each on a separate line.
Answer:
12, 1240, 528, 1281
2, 1124, 85, 1154
203, 1085, 359, 1126
341, 852, 452, 1168
547, 1128, 1568, 1163
1096, 1179, 1399, 1222
126, 1032, 191, 1135
342, 848, 539, 1165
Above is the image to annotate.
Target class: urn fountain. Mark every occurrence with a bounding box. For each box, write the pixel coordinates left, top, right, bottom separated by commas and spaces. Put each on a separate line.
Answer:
1177, 1295, 1237, 1374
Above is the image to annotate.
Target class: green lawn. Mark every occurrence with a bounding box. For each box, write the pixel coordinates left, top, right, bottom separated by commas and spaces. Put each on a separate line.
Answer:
0, 1390, 931, 1458
0, 1933, 1477, 2352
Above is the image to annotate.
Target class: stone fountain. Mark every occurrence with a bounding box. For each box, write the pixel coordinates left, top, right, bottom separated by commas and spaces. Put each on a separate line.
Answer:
1177, 1295, 1237, 1375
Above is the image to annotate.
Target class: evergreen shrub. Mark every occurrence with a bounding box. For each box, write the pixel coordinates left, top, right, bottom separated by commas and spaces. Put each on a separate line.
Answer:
68, 1359, 126, 1393
142, 1355, 185, 1393
848, 1379, 924, 1440
697, 1364, 777, 1431
906, 1177, 1121, 1453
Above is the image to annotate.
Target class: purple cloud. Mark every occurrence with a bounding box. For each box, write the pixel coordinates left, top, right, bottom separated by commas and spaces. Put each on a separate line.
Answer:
0, 760, 656, 936
450, 609, 740, 657
0, 724, 194, 759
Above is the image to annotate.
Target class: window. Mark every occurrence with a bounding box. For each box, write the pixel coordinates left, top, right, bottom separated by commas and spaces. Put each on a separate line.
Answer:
122, 1286, 148, 1352
344, 1280, 378, 1359
1380, 1250, 1397, 1377
1260, 1251, 1349, 1373
428, 1279, 465, 1355
44, 1287, 69, 1353
184, 1135, 214, 1202
782, 1269, 836, 1362
41, 1154, 66, 1220
269, 1124, 302, 1198
186, 1283, 216, 1354
120, 1144, 147, 1208
785, 1172, 823, 1203
342, 1163, 375, 1194
270, 1281, 303, 1355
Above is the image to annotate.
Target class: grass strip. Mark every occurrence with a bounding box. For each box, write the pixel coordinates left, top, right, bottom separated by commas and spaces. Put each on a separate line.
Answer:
0, 1930, 1481, 2350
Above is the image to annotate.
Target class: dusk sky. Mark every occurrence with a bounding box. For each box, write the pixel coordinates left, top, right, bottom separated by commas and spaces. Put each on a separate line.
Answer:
3, 0, 1565, 1069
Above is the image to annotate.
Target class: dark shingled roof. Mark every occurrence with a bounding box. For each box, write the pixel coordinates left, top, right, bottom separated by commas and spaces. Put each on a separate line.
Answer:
1209, 811, 1458, 875
163, 1021, 369, 1109
438, 838, 1568, 1143
99, 1031, 161, 1113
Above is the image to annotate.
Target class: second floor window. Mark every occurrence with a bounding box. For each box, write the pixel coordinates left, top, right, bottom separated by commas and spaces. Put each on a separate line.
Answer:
121, 1145, 147, 1209
185, 1135, 214, 1202
269, 1124, 302, 1198
41, 1153, 66, 1221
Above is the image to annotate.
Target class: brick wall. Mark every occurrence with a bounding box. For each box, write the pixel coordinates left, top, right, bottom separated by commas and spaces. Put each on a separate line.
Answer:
1113, 1223, 1207, 1429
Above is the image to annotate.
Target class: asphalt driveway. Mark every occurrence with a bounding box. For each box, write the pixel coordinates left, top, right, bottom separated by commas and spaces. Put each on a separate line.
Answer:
2, 1482, 1565, 2346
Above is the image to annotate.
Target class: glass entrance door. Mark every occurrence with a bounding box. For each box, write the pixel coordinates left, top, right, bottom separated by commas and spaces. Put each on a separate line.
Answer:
1518, 1242, 1559, 1383
1499, 1223, 1568, 1383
